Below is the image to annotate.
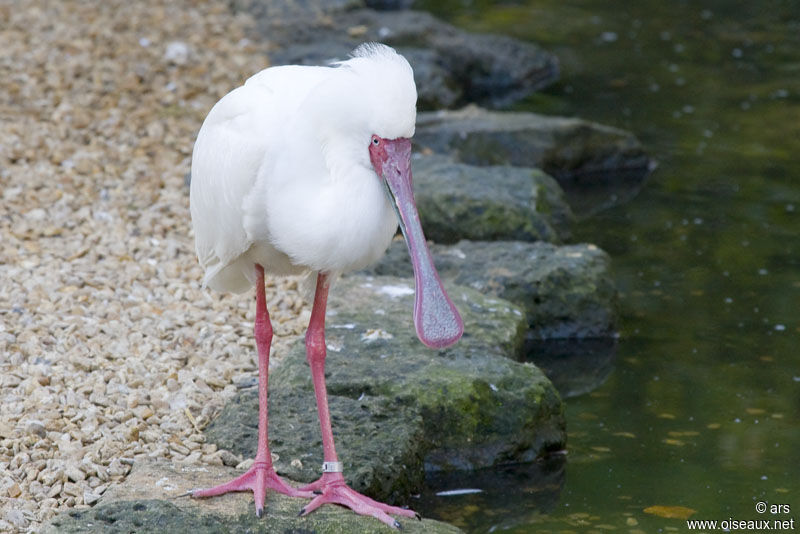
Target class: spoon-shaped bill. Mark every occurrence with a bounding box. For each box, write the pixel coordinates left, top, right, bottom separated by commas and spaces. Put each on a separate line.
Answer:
379, 139, 463, 349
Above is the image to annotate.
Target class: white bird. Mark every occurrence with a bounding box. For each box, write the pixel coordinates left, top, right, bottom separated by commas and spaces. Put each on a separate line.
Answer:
188, 43, 463, 528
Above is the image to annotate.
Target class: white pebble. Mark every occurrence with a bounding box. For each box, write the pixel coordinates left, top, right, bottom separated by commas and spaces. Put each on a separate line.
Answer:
164, 41, 190, 65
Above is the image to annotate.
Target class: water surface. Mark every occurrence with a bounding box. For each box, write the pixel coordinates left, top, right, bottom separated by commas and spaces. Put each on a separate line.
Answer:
414, 1, 800, 531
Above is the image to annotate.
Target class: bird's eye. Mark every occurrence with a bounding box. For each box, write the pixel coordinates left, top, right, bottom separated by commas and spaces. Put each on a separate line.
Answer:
371, 136, 380, 146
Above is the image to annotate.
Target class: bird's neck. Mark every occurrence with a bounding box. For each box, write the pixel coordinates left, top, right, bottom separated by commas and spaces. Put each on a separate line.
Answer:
320, 135, 370, 185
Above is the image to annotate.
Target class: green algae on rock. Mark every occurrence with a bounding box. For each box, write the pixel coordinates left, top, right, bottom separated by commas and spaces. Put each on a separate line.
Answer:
368, 240, 618, 340
206, 388, 427, 505
412, 153, 574, 244
41, 459, 462, 534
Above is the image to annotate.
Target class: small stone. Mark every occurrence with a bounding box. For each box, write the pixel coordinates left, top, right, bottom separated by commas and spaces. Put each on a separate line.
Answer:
25, 466, 41, 482
107, 459, 129, 477
181, 451, 202, 464
83, 490, 102, 505
134, 406, 155, 420
62, 482, 82, 498
26, 420, 46, 438
95, 467, 109, 482
125, 425, 140, 442
39, 468, 64, 486
164, 41, 190, 65
25, 208, 47, 221
169, 442, 190, 456
72, 156, 95, 175
40, 498, 58, 510
166, 378, 179, 392
0, 422, 13, 438
65, 466, 86, 482
202, 452, 223, 466
7, 483, 21, 498
69, 355, 94, 372
219, 450, 240, 467
47, 482, 63, 499
235, 458, 254, 470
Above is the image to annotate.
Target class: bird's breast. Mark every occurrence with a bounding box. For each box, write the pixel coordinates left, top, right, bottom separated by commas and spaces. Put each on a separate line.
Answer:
247, 167, 399, 274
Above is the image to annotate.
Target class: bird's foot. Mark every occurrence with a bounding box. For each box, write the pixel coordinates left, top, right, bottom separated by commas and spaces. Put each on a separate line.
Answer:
190, 460, 313, 517
298, 473, 418, 529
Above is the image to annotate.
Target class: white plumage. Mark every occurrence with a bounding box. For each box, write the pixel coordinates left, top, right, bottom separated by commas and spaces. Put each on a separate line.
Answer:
190, 44, 417, 293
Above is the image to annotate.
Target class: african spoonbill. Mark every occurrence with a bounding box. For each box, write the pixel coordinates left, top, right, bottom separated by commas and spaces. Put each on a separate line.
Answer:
188, 42, 463, 528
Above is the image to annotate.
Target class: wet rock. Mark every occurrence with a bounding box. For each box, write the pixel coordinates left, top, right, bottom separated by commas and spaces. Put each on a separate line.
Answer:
366, 239, 617, 340
369, 9, 558, 108
415, 106, 653, 215
268, 39, 466, 110
413, 153, 573, 244
44, 499, 458, 534
205, 277, 565, 500
238, 5, 558, 109
276, 277, 564, 471
415, 105, 651, 178
400, 48, 463, 109
41, 459, 461, 534
365, 0, 415, 9
525, 338, 617, 398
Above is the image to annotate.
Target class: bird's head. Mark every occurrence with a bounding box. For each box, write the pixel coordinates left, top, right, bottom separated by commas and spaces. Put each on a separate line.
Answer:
342, 43, 463, 349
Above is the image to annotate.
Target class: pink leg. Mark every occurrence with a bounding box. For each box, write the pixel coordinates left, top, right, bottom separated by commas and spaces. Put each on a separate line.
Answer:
297, 273, 419, 529
191, 264, 312, 516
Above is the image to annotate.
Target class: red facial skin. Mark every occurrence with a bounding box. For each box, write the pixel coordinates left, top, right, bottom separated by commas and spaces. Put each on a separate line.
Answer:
368, 134, 386, 174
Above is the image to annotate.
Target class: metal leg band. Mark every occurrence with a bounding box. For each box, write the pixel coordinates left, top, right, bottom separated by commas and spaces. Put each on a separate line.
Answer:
322, 461, 343, 473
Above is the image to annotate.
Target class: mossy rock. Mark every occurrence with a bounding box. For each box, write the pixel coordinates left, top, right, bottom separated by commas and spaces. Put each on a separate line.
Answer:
415, 105, 652, 186
206, 389, 426, 504
413, 153, 573, 244
205, 276, 565, 504
41, 460, 462, 534
367, 240, 618, 340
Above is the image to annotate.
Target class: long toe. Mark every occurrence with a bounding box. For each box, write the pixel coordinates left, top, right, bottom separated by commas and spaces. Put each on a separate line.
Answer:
298, 481, 416, 528
191, 469, 254, 498
350, 490, 417, 519
191, 462, 312, 516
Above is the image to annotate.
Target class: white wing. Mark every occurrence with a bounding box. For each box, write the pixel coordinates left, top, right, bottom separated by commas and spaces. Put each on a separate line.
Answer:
189, 66, 328, 292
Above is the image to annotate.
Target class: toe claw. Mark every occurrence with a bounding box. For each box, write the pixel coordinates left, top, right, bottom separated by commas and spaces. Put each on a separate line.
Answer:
256, 507, 264, 519
313, 490, 323, 495
415, 512, 422, 521
393, 519, 402, 530
297, 507, 306, 517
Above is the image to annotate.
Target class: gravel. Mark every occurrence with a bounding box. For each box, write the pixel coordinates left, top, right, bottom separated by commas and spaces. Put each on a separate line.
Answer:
0, 1, 311, 532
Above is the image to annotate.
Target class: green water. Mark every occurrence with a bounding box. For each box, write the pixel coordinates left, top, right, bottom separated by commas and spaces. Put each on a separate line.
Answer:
414, 1, 800, 531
